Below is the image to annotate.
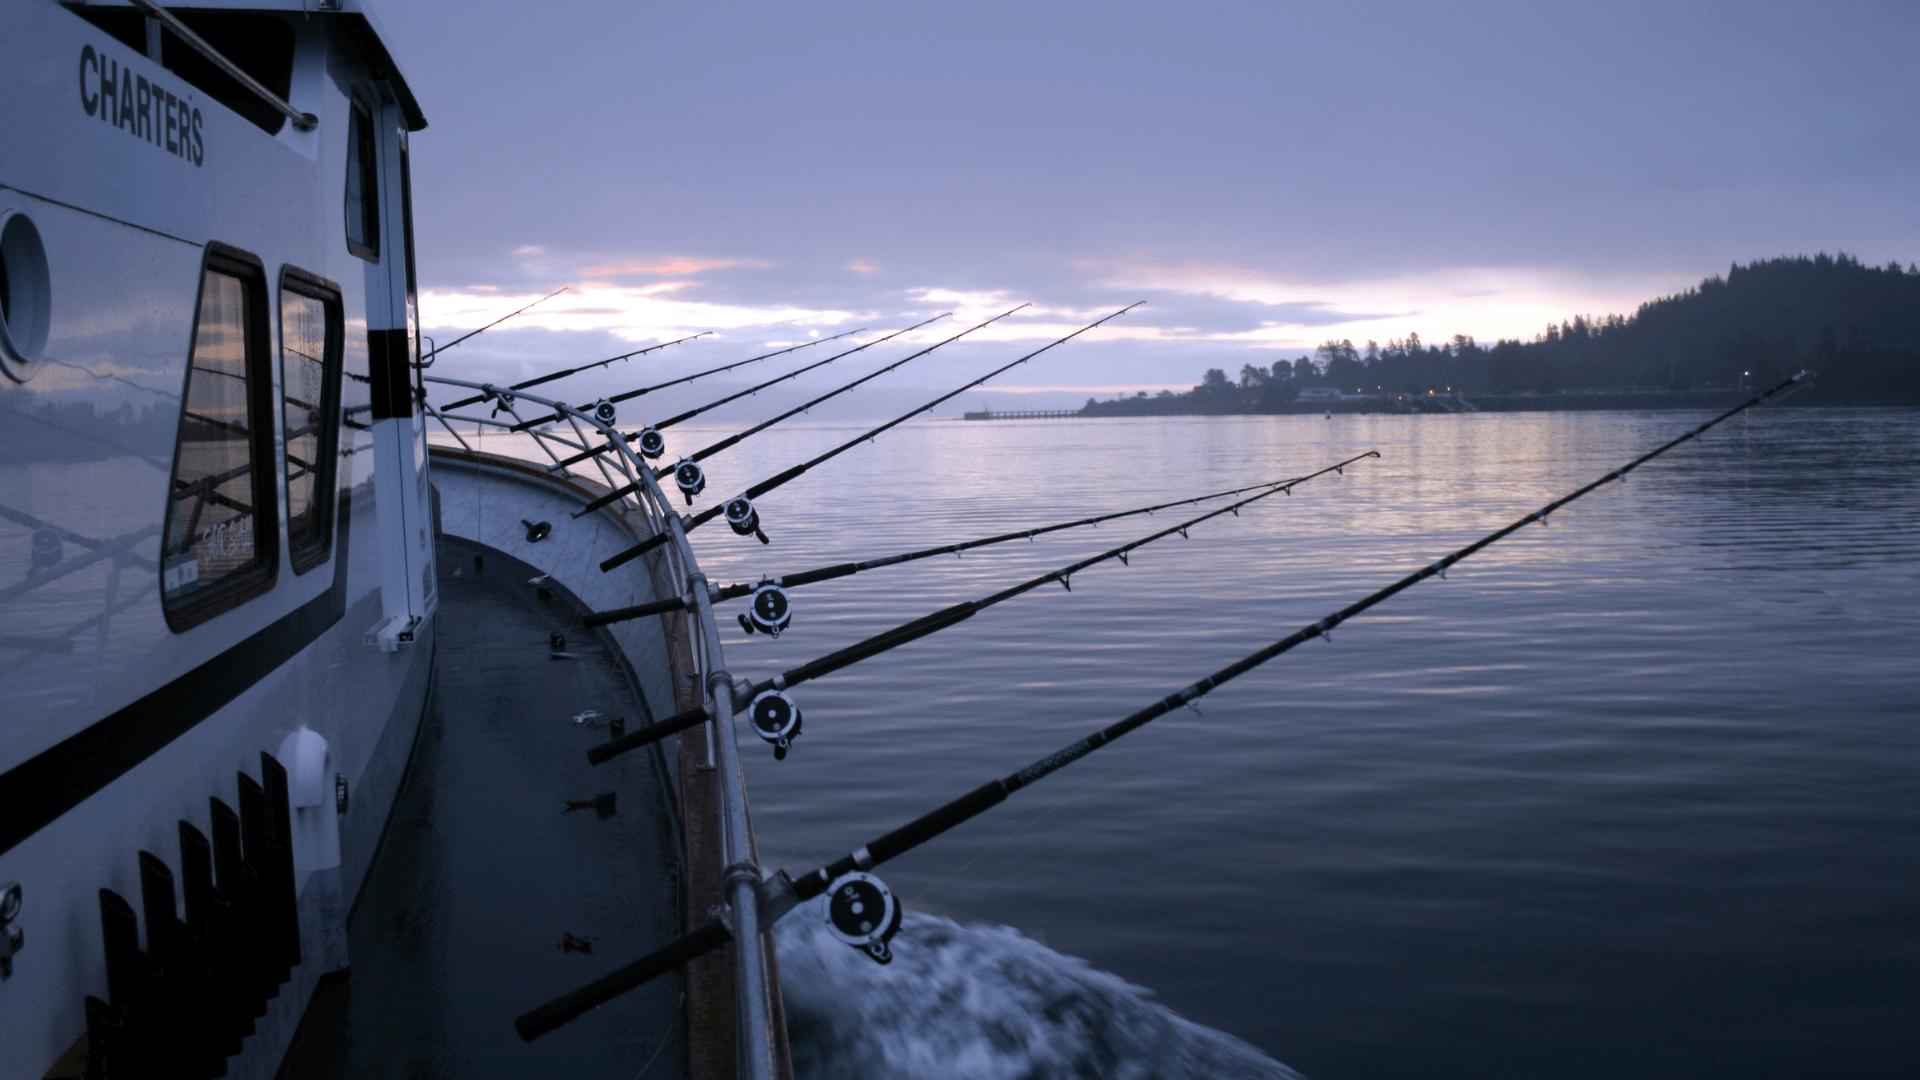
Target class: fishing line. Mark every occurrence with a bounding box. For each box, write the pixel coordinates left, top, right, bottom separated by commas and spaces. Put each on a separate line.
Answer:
629, 991, 684, 1080
423, 285, 570, 364
908, 713, 1193, 907
553, 314, 953, 486
609, 305, 1032, 522
599, 303, 1133, 572
638, 321, 938, 433
586, 451, 1374, 764
511, 372, 1814, 1043
503, 330, 863, 432
581, 470, 1336, 631
437, 329, 710, 411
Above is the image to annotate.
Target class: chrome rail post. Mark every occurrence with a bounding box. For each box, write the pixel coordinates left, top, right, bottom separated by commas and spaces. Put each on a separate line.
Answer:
689, 575, 775, 1080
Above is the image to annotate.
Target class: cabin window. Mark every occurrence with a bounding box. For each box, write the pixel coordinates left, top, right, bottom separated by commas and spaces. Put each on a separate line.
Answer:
162, 245, 277, 629
73, 11, 297, 136
345, 97, 381, 262
280, 268, 344, 574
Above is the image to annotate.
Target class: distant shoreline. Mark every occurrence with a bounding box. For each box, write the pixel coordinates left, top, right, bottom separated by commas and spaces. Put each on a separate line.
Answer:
955, 386, 1914, 421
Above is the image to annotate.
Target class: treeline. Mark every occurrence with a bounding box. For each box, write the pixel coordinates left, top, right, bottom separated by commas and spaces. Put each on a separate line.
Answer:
0, 400, 176, 465
1103, 253, 1920, 411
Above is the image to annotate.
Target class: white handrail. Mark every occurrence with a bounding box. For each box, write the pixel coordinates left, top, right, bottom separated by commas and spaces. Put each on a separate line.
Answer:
126, 0, 318, 132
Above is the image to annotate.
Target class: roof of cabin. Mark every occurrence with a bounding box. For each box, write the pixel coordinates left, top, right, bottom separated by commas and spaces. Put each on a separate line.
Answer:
66, 0, 426, 130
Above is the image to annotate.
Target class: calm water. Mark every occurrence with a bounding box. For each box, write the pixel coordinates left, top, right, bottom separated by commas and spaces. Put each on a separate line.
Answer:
465, 407, 1920, 1078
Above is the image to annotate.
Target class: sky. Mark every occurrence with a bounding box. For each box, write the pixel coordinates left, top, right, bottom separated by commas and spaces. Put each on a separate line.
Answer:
376, 0, 1920, 408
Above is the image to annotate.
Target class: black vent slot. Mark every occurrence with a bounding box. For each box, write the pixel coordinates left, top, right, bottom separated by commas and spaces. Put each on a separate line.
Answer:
86, 754, 306, 1077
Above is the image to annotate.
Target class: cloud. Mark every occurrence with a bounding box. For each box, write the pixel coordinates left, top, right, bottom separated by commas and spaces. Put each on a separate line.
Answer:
420, 282, 856, 342
579, 256, 764, 277
1083, 259, 1693, 348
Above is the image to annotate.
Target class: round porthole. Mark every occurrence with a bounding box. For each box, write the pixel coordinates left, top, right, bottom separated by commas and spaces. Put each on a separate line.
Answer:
0, 208, 51, 383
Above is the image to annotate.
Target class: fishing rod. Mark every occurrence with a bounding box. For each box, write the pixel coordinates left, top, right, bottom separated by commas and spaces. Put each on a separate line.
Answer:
422, 286, 569, 365
503, 330, 866, 432
599, 302, 1137, 572
551, 314, 953, 481
513, 372, 1815, 1042
629, 305, 1030, 510
582, 469, 1361, 632
439, 331, 712, 412
594, 303, 1033, 562
585, 451, 1375, 765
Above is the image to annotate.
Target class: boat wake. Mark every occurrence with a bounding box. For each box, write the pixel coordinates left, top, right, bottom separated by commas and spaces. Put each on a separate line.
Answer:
776, 899, 1301, 1080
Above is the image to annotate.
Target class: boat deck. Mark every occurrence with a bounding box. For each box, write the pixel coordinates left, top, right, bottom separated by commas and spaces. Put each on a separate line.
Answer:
281, 536, 686, 1079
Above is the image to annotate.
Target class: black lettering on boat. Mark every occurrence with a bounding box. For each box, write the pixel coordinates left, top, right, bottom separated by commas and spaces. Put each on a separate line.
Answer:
78, 45, 98, 116
78, 44, 206, 167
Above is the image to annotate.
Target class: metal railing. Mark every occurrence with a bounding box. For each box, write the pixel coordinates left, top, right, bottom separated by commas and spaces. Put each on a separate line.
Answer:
126, 0, 319, 131
423, 375, 779, 1080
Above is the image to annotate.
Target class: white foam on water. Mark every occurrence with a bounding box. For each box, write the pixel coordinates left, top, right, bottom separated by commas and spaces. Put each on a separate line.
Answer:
775, 900, 1302, 1080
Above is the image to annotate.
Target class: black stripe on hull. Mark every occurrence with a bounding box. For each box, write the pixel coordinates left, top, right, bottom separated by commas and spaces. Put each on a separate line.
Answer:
0, 510, 356, 857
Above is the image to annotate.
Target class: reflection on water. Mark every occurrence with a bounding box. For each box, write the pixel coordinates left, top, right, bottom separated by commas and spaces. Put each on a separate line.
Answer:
443, 407, 1920, 1079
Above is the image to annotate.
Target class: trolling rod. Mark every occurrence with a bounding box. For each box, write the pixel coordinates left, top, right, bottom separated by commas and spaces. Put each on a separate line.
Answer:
583, 469, 1360, 631
620, 306, 1029, 508
599, 302, 1138, 572
585, 451, 1375, 765
439, 331, 712, 411
423, 286, 570, 365
513, 372, 1816, 1042
503, 330, 867, 432
552, 314, 954, 482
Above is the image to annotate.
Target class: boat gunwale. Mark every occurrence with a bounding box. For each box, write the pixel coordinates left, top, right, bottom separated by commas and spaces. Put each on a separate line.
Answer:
422, 388, 794, 1079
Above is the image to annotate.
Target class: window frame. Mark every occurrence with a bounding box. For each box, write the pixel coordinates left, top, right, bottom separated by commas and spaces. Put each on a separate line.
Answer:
161, 242, 279, 632
278, 266, 345, 576
344, 92, 380, 263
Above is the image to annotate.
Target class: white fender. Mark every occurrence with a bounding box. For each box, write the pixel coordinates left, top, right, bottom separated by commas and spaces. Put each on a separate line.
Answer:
277, 726, 341, 884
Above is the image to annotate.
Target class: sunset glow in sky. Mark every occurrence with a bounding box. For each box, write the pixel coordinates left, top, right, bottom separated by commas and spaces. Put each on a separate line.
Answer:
384, 0, 1918, 401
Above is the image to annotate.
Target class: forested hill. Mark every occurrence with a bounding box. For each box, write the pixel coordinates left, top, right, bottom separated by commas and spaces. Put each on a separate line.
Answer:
1501, 253, 1920, 395
1096, 253, 1919, 413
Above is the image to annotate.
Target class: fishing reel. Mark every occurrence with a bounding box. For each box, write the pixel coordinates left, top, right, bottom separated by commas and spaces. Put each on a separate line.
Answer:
747, 689, 802, 760
673, 460, 705, 504
737, 582, 792, 638
725, 496, 769, 544
592, 399, 617, 425
30, 526, 62, 570
824, 871, 902, 965
636, 427, 666, 460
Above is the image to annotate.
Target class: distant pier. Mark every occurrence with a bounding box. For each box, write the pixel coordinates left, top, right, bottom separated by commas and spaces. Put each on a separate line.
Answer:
961, 409, 1085, 421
